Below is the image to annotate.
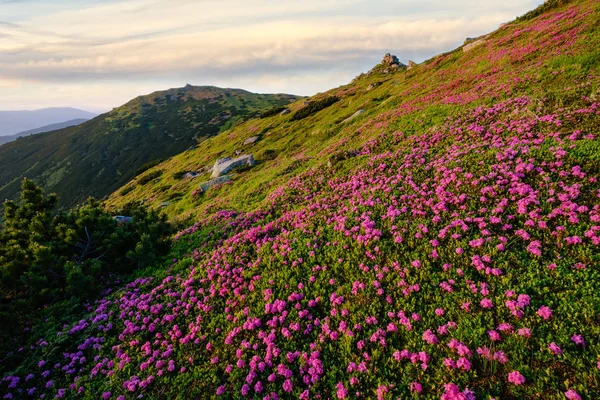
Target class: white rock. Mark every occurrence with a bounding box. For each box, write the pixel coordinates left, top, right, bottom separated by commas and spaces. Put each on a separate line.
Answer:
198, 175, 232, 192
244, 136, 260, 145
342, 109, 365, 123
211, 154, 255, 178
463, 39, 486, 52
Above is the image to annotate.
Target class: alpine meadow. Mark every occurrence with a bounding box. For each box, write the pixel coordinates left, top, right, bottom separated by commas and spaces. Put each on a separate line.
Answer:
1, 0, 600, 399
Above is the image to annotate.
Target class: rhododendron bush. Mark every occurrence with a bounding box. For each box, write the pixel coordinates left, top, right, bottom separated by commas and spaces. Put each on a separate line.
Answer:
2, 1, 600, 399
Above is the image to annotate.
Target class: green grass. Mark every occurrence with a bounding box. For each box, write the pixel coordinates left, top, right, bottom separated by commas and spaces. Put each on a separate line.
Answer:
0, 87, 300, 208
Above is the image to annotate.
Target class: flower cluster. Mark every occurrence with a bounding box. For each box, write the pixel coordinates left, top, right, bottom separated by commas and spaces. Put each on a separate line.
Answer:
2, 2, 600, 399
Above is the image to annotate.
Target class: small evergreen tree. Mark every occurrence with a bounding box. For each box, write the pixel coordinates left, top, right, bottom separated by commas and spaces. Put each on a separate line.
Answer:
0, 179, 172, 342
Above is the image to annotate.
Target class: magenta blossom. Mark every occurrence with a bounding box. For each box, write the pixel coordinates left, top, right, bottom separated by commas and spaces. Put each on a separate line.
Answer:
548, 342, 563, 355
336, 382, 348, 399
507, 371, 525, 386
570, 334, 585, 347
410, 382, 422, 394
564, 390, 581, 400
537, 306, 552, 320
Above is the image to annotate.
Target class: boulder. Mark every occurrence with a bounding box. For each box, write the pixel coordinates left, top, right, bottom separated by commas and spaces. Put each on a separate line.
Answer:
367, 82, 382, 91
243, 136, 260, 145
407, 60, 417, 70
211, 154, 255, 178
463, 38, 486, 52
382, 53, 399, 65
382, 53, 406, 68
198, 175, 231, 192
280, 109, 291, 116
184, 172, 200, 179
342, 109, 365, 123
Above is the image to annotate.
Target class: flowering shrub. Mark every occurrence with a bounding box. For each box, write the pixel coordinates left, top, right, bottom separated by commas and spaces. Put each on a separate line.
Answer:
2, 1, 600, 399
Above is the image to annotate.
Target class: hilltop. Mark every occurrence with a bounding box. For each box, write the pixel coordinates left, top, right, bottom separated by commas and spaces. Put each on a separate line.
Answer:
0, 86, 299, 208
2, 1, 600, 399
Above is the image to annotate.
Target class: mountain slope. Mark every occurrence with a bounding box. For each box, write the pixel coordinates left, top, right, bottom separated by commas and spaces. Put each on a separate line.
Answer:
0, 119, 89, 146
107, 0, 600, 225
0, 107, 96, 137
0, 86, 299, 207
3, 1, 600, 399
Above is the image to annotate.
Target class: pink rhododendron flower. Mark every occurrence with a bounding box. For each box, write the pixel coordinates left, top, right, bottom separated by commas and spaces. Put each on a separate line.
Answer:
571, 334, 585, 347
440, 383, 475, 400
481, 298, 494, 309
548, 342, 563, 355
537, 306, 552, 320
507, 371, 525, 385
336, 382, 348, 399
410, 382, 422, 394
564, 390, 581, 400
517, 328, 531, 337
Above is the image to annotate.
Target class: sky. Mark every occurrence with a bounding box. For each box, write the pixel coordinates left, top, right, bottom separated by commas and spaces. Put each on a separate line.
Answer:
0, 0, 544, 113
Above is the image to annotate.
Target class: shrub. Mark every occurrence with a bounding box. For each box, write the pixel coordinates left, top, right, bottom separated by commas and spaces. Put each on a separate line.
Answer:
259, 148, 279, 161
134, 158, 164, 177
290, 96, 340, 121
172, 170, 186, 180
516, 0, 573, 21
259, 106, 287, 119
0, 179, 172, 344
137, 170, 162, 185
167, 192, 184, 200
119, 185, 135, 196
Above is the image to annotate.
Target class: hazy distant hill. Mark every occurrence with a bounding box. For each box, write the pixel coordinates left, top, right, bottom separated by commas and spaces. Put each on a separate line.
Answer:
0, 107, 96, 137
0, 86, 299, 207
0, 118, 89, 146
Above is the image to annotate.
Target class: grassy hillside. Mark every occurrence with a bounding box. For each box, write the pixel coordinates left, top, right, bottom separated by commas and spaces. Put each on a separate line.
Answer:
2, 1, 600, 399
106, 1, 600, 226
0, 86, 299, 208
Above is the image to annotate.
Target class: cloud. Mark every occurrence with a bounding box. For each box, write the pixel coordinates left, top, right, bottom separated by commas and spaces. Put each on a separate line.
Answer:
0, 0, 544, 109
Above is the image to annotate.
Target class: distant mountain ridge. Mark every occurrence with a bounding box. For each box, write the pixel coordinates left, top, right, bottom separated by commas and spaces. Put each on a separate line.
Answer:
0, 119, 89, 146
0, 86, 300, 207
0, 107, 96, 137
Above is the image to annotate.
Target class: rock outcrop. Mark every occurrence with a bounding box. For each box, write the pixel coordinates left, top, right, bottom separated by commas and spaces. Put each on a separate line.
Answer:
342, 109, 365, 123
243, 136, 260, 145
367, 82, 382, 91
184, 172, 200, 179
407, 60, 417, 70
382, 53, 400, 65
463, 38, 486, 52
199, 175, 232, 192
381, 53, 406, 70
211, 154, 255, 178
